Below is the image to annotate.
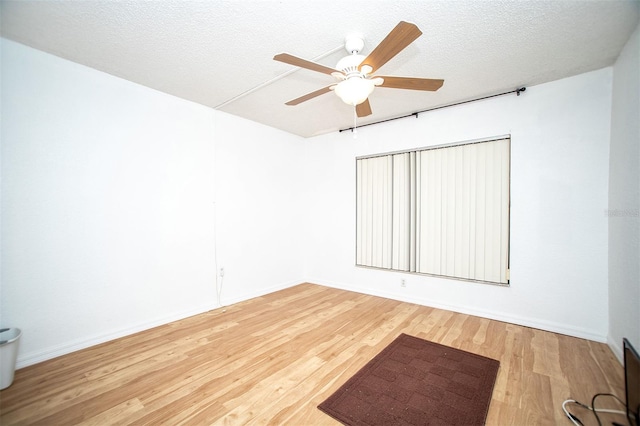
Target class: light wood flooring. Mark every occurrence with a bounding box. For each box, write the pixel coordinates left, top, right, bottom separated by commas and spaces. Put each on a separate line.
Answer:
0, 283, 626, 425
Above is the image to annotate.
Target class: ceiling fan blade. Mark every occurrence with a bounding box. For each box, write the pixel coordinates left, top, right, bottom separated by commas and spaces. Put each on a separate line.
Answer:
274, 53, 341, 76
359, 21, 422, 73
285, 85, 334, 106
356, 99, 372, 117
377, 76, 444, 91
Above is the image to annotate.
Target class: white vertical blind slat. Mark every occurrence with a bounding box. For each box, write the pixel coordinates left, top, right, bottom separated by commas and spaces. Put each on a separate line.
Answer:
356, 160, 363, 266
468, 144, 478, 280
365, 159, 372, 265
409, 152, 417, 273
372, 157, 380, 266
474, 144, 487, 280
392, 153, 408, 270
392, 154, 401, 269
485, 144, 500, 282
453, 146, 464, 278
445, 147, 457, 276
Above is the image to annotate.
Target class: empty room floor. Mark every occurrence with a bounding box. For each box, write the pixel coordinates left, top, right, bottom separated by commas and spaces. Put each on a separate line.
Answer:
0, 283, 625, 425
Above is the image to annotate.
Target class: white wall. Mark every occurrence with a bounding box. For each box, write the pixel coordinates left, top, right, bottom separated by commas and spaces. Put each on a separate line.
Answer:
1, 38, 217, 367
304, 68, 613, 342
212, 111, 306, 306
608, 23, 640, 360
1, 39, 306, 368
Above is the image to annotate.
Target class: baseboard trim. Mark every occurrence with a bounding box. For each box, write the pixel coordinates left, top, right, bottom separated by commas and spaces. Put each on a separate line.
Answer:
309, 278, 608, 343
17, 279, 304, 369
16, 302, 217, 369
607, 334, 624, 364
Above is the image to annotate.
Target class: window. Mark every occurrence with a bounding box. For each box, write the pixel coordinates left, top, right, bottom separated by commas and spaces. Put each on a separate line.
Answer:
356, 137, 510, 285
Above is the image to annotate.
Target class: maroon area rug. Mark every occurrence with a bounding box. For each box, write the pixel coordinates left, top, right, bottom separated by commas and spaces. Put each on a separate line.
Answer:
318, 333, 499, 426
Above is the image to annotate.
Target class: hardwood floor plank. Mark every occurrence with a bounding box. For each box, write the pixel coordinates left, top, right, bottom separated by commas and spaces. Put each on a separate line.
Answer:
0, 283, 626, 425
82, 398, 145, 426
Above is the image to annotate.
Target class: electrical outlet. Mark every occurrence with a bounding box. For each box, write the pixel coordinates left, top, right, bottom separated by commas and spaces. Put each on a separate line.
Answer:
401, 279, 406, 287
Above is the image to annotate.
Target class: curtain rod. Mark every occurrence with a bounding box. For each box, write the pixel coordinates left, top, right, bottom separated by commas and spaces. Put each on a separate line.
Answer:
339, 87, 527, 133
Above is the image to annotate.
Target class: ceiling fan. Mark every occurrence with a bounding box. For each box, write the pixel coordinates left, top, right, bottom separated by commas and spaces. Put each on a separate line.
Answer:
273, 21, 444, 118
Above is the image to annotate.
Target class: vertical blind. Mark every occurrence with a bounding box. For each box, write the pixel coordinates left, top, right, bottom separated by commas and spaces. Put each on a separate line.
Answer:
356, 137, 510, 284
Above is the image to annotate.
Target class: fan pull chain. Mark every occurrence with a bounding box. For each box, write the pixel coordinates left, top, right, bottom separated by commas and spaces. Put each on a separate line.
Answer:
353, 106, 358, 139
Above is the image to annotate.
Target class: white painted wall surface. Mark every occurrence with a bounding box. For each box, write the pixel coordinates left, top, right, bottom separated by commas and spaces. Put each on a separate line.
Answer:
608, 23, 640, 360
304, 68, 613, 341
212, 111, 306, 306
1, 38, 218, 367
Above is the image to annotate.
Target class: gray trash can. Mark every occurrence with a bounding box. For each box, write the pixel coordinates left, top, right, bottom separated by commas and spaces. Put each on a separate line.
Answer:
0, 328, 22, 390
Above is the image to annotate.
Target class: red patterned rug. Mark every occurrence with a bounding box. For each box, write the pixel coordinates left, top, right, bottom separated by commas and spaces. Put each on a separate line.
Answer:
318, 333, 499, 426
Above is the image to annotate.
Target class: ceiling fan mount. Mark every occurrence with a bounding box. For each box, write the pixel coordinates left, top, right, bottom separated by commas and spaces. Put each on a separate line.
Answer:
273, 21, 444, 117
343, 33, 365, 55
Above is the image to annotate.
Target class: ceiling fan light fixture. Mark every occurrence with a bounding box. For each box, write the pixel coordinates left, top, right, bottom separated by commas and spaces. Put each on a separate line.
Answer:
334, 77, 375, 106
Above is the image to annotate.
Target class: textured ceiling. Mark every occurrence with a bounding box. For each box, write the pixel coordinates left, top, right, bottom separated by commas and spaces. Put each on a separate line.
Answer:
2, 0, 638, 138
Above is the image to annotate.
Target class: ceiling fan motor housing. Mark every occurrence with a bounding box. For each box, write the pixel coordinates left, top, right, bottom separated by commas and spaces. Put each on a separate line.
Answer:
336, 54, 367, 78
